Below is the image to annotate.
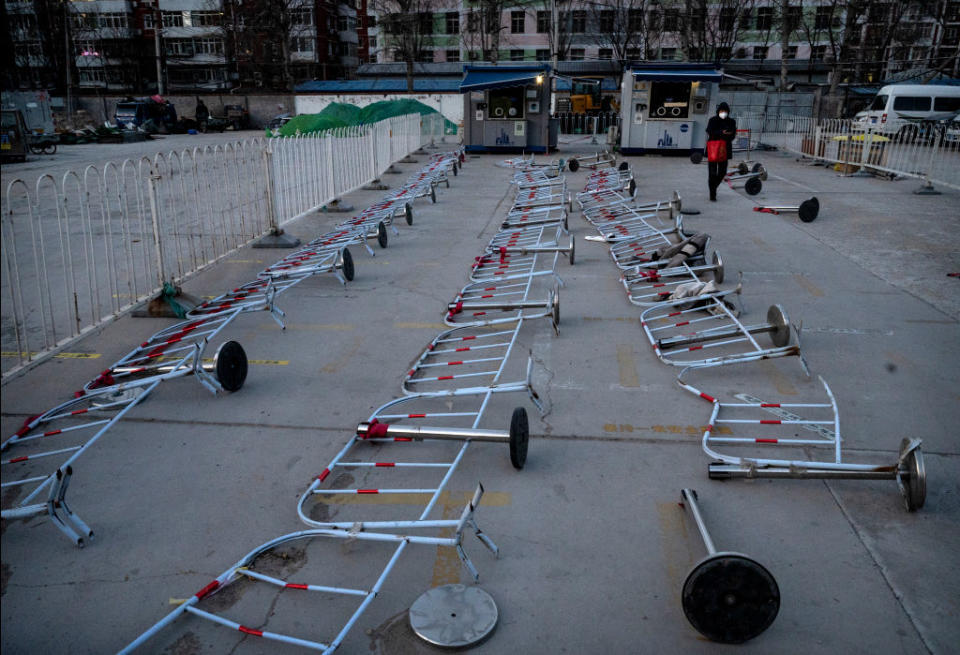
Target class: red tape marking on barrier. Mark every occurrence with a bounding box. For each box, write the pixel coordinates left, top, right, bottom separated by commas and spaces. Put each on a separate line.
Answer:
760, 420, 781, 424
761, 403, 781, 407
408, 413, 426, 418
10, 456, 28, 463
376, 462, 396, 467
699, 392, 716, 403
238, 625, 263, 637
286, 583, 309, 590
756, 438, 778, 443
365, 421, 390, 439
318, 468, 330, 482
44, 429, 62, 437
448, 361, 463, 366
195, 580, 220, 600
358, 489, 379, 494
438, 375, 454, 380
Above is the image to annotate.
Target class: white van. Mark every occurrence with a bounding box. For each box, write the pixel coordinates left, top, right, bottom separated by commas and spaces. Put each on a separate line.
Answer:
854, 84, 960, 138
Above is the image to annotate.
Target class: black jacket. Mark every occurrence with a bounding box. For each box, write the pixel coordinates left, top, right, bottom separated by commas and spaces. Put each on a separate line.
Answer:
706, 115, 737, 161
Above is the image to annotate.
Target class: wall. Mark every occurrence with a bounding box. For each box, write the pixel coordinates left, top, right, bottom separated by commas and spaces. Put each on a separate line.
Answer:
296, 93, 464, 127
68, 93, 296, 128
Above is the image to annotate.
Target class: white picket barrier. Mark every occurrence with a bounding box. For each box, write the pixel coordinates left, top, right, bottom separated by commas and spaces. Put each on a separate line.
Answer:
1, 114, 428, 380
737, 112, 960, 191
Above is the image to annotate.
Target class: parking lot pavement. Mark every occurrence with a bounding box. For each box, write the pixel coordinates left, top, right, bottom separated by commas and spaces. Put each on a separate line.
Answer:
2, 144, 958, 654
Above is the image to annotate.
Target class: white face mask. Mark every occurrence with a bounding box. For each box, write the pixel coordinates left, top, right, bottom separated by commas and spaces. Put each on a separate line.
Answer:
719, 112, 729, 119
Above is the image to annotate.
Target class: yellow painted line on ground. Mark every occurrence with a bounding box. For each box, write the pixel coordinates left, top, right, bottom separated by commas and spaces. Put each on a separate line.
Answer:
657, 500, 695, 592
285, 323, 355, 331
2, 351, 101, 359
794, 273, 825, 297
153, 355, 288, 365
764, 366, 798, 396
394, 322, 448, 329
616, 344, 640, 387
584, 316, 637, 322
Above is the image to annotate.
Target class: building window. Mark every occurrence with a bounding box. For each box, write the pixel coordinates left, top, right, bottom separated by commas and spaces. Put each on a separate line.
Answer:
510, 49, 524, 61
165, 39, 194, 56
446, 49, 459, 62
75, 40, 98, 57
628, 9, 642, 31
419, 12, 433, 35
716, 46, 731, 60
367, 15, 376, 28
571, 10, 586, 33
196, 38, 224, 55
143, 13, 155, 29
784, 45, 798, 59
445, 12, 458, 34
784, 6, 801, 33
753, 45, 768, 59
537, 11, 550, 33
162, 11, 185, 28
511, 11, 525, 34
467, 11, 479, 32
536, 48, 550, 61
418, 50, 434, 62
337, 15, 357, 31
735, 47, 747, 59
570, 48, 585, 60
99, 12, 129, 29
626, 47, 642, 60
687, 47, 701, 60
690, 10, 705, 32
719, 7, 735, 32
663, 9, 679, 31
599, 11, 614, 32
79, 69, 106, 85
369, 36, 376, 49
661, 47, 677, 60
189, 11, 221, 27
598, 48, 612, 60
756, 7, 773, 31
739, 9, 752, 30
468, 50, 480, 61
815, 7, 832, 30
290, 36, 314, 53
290, 8, 313, 26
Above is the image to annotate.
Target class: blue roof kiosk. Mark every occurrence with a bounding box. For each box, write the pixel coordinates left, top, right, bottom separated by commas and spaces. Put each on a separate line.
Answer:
460, 64, 557, 153
619, 64, 723, 156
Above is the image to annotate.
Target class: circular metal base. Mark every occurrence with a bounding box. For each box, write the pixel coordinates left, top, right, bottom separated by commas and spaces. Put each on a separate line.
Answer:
568, 158, 580, 172
737, 162, 749, 175
405, 203, 414, 225
339, 247, 355, 281
767, 304, 791, 348
799, 197, 819, 223
744, 176, 763, 196
690, 151, 703, 164
712, 251, 724, 284
215, 340, 248, 392
568, 236, 576, 265
509, 407, 529, 470
628, 178, 637, 197
409, 584, 498, 648
682, 552, 780, 644
752, 162, 764, 173
619, 161, 630, 171
377, 222, 388, 249
430, 186, 437, 203
898, 438, 926, 511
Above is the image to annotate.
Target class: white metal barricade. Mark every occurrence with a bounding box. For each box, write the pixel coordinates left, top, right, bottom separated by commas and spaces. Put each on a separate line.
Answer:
677, 369, 926, 511
641, 293, 808, 369
566, 150, 617, 172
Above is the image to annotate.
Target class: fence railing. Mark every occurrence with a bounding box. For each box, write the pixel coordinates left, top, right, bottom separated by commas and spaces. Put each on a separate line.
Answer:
736, 112, 960, 191
555, 112, 620, 136
1, 113, 430, 380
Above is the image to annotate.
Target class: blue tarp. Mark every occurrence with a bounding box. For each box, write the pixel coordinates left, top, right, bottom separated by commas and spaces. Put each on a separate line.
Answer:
554, 78, 619, 92
630, 67, 723, 83
460, 66, 550, 92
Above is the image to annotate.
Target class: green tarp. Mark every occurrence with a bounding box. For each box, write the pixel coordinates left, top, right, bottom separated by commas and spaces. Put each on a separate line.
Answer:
270, 99, 457, 137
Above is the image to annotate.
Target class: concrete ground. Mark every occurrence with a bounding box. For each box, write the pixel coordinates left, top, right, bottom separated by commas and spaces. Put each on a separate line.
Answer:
2, 137, 959, 655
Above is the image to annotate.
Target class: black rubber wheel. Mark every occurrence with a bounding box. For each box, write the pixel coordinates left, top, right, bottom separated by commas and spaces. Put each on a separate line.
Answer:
798, 197, 819, 223
509, 407, 529, 469
628, 179, 637, 197
215, 341, 248, 392
377, 221, 388, 248
618, 161, 629, 171
737, 162, 749, 175
712, 251, 724, 284
405, 203, 414, 225
340, 247, 355, 281
453, 161, 458, 176
44, 143, 57, 155
899, 439, 926, 512
568, 237, 576, 265
752, 162, 763, 173
29, 144, 44, 155
683, 553, 780, 644
430, 185, 437, 203
568, 158, 580, 172
744, 176, 762, 196
690, 151, 703, 164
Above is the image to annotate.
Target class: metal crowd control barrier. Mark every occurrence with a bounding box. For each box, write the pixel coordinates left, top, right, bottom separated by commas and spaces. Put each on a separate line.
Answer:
679, 489, 780, 644
641, 294, 808, 369
566, 150, 616, 172
446, 278, 560, 333
1, 308, 248, 544
497, 153, 566, 176
677, 370, 926, 511
582, 165, 636, 196
725, 167, 766, 195
502, 204, 569, 232
753, 197, 820, 223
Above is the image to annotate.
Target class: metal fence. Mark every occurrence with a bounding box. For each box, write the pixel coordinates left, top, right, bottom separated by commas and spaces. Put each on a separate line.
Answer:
555, 112, 620, 136
1, 113, 428, 380
737, 112, 960, 191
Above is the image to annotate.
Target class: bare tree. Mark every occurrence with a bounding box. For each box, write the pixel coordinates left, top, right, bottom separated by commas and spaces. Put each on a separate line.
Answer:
705, 0, 755, 64
587, 0, 649, 66
371, 0, 437, 90
461, 0, 508, 62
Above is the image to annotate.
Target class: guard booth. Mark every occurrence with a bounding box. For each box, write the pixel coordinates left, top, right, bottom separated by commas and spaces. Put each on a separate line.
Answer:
460, 64, 557, 153
619, 63, 723, 156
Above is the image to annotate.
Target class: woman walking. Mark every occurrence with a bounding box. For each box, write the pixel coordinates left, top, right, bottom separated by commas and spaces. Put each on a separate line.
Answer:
705, 102, 736, 201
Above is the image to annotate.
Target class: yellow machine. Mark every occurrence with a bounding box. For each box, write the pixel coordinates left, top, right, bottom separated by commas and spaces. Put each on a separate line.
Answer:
570, 78, 619, 115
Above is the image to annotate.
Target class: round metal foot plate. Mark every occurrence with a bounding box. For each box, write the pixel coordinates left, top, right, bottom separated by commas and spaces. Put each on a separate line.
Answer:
409, 584, 498, 648
767, 304, 791, 347
215, 340, 248, 392
682, 552, 779, 643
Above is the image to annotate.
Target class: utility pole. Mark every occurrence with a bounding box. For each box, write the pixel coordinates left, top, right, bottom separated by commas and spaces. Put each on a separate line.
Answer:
64, 1, 72, 125
154, 6, 165, 94
779, 0, 789, 90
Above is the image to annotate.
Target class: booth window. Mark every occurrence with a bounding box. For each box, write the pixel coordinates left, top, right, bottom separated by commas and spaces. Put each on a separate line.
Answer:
648, 82, 691, 118
487, 86, 526, 119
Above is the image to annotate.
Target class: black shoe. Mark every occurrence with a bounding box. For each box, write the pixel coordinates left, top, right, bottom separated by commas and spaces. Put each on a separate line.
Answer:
710, 194, 717, 202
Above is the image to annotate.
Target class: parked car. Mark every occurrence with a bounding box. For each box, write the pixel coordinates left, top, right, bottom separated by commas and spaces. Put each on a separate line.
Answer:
942, 111, 960, 145
1, 109, 29, 162
854, 84, 960, 141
